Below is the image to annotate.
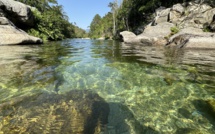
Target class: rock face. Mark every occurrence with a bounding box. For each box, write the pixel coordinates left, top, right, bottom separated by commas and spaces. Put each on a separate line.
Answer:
0, 0, 42, 45
167, 27, 215, 48
0, 17, 42, 45
120, 2, 215, 49
0, 0, 34, 27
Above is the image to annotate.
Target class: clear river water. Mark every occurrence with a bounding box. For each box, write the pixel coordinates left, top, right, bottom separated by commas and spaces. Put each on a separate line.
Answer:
0, 39, 215, 134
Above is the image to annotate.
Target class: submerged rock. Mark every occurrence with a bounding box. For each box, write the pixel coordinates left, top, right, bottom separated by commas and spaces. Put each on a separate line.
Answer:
0, 90, 110, 134
207, 100, 215, 114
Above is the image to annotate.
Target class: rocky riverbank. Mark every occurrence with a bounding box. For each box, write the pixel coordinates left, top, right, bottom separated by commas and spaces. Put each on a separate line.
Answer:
0, 0, 42, 45
120, 2, 215, 49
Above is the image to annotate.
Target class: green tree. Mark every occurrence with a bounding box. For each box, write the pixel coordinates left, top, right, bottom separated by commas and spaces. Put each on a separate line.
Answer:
89, 12, 114, 39
15, 0, 78, 41
117, 0, 133, 31
89, 14, 102, 38
108, 0, 118, 36
16, 0, 57, 12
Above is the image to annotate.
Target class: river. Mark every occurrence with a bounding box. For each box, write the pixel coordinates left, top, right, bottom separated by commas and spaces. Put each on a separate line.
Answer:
0, 39, 215, 133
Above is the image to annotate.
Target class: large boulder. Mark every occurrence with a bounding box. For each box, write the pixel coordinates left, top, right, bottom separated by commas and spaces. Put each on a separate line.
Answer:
142, 22, 174, 37
0, 17, 42, 45
120, 31, 140, 44
0, 0, 43, 45
139, 22, 175, 45
0, 0, 34, 27
120, 22, 174, 45
0, 90, 110, 133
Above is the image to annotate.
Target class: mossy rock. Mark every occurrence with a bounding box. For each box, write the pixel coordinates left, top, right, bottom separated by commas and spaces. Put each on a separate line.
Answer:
207, 99, 215, 113
0, 90, 109, 134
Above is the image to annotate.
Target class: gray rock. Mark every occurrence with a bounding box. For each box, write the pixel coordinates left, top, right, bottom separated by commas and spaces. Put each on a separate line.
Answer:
169, 27, 204, 40
120, 31, 139, 44
139, 22, 175, 45
121, 22, 174, 45
142, 22, 174, 37
154, 8, 171, 25
154, 4, 184, 25
187, 2, 212, 13
167, 27, 215, 49
0, 17, 14, 25
169, 4, 185, 24
179, 3, 213, 29
0, 17, 42, 45
155, 6, 166, 15
0, 1, 42, 45
172, 3, 185, 14
0, 0, 34, 26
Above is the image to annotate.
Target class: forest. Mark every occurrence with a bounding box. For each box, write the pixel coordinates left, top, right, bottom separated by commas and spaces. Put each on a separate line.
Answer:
89, 0, 215, 39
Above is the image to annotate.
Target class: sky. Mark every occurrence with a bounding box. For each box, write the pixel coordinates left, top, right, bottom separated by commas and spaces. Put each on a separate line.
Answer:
57, 0, 113, 30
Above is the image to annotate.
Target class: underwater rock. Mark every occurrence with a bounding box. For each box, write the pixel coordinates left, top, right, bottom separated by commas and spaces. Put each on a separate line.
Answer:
0, 90, 109, 134
207, 99, 215, 115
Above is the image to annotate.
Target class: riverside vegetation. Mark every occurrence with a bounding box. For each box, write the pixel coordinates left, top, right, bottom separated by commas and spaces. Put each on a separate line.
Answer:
15, 0, 88, 41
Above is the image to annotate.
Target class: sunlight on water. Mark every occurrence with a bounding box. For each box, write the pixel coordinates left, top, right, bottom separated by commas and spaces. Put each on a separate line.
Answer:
0, 39, 215, 133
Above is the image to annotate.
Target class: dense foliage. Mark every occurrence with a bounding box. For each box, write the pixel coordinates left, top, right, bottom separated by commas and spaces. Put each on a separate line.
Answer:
73, 25, 88, 38
15, 0, 87, 41
89, 13, 113, 39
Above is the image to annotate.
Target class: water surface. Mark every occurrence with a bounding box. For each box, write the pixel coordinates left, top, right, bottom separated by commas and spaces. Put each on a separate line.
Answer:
0, 39, 215, 133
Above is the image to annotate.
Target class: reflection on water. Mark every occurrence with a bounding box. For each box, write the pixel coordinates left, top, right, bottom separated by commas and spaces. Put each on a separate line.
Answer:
0, 39, 215, 133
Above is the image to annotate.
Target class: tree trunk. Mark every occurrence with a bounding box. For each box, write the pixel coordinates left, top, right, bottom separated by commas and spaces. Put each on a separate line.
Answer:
113, 11, 116, 36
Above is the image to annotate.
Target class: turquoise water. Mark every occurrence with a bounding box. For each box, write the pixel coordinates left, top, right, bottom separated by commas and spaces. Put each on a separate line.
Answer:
0, 39, 215, 133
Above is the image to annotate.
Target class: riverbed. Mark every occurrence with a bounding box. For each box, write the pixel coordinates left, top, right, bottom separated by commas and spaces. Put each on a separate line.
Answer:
0, 39, 215, 133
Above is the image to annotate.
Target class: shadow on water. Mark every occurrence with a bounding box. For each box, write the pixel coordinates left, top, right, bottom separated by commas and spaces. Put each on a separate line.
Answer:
106, 102, 159, 134
192, 100, 215, 129
0, 90, 159, 134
